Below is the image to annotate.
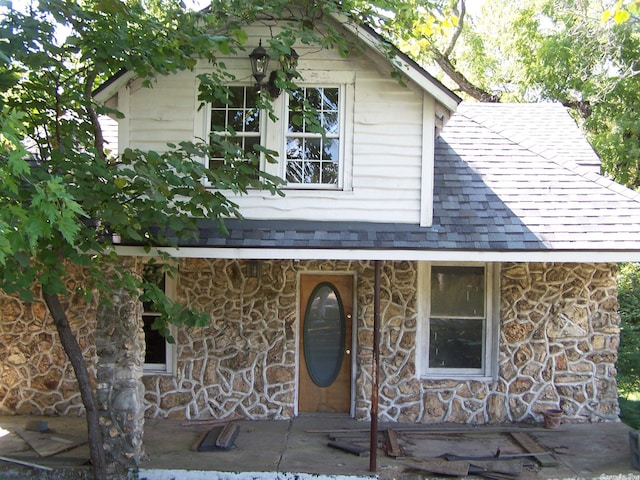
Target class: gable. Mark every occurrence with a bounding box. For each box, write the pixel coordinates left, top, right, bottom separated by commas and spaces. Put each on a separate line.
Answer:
100, 15, 459, 228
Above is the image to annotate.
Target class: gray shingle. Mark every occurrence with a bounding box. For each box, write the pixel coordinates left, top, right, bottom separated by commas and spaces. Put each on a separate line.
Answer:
137, 102, 640, 253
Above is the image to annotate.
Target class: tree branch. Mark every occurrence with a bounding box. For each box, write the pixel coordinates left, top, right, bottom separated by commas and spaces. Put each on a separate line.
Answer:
84, 70, 107, 163
432, 49, 500, 102
444, 0, 465, 58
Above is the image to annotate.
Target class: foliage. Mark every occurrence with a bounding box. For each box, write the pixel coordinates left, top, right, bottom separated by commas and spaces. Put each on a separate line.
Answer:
619, 396, 640, 429
603, 0, 640, 24
402, 0, 640, 188
616, 263, 640, 396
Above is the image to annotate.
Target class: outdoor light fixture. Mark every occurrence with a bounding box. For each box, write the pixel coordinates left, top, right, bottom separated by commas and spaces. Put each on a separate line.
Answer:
249, 41, 299, 98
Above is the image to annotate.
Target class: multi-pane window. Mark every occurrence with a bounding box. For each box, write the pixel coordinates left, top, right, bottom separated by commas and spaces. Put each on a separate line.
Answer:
286, 87, 340, 186
209, 86, 261, 174
142, 264, 174, 374
421, 264, 496, 378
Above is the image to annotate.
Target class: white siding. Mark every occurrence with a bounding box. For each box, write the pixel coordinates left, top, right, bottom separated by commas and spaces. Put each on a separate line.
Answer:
118, 22, 438, 224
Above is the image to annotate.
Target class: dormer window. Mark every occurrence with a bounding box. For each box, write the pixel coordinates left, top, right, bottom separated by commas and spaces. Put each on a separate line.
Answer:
209, 86, 261, 175
286, 86, 341, 187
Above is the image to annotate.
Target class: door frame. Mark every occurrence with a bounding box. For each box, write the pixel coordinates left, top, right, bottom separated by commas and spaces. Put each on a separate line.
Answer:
295, 271, 357, 417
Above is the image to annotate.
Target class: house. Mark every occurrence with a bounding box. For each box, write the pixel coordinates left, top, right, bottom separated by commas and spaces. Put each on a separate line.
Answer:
2, 8, 640, 437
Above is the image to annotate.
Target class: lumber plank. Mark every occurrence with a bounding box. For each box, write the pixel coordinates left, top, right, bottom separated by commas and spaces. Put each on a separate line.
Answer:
0, 456, 54, 472
215, 423, 240, 449
508, 432, 559, 467
181, 415, 242, 427
307, 425, 549, 434
384, 429, 402, 457
191, 430, 209, 451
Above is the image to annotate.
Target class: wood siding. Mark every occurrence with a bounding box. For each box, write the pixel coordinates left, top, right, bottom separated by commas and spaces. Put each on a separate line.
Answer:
118, 23, 437, 224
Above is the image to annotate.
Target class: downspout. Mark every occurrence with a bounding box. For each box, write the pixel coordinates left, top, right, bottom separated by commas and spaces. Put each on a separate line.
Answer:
369, 260, 381, 472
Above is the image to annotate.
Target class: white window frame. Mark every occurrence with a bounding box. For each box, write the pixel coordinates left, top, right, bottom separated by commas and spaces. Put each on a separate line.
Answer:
416, 262, 499, 380
283, 85, 346, 190
142, 265, 177, 375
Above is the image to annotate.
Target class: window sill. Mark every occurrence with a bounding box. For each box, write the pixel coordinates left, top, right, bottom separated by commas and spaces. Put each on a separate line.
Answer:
143, 369, 175, 377
419, 374, 495, 382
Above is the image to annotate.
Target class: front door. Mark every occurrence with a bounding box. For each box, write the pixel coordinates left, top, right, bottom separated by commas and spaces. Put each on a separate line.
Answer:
298, 274, 353, 413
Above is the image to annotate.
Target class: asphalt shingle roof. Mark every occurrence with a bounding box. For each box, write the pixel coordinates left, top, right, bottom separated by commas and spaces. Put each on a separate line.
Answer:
164, 102, 640, 254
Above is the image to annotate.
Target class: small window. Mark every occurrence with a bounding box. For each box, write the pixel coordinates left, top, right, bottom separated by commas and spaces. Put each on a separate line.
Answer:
209, 86, 261, 175
419, 263, 497, 379
142, 264, 176, 374
286, 87, 341, 186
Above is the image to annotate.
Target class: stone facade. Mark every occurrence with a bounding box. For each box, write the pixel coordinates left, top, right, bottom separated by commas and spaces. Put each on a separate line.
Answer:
95, 272, 146, 475
0, 265, 98, 415
0, 260, 620, 426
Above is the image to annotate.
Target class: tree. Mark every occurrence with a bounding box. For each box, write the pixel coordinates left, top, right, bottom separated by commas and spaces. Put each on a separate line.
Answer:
1, 0, 442, 477
390, 0, 640, 188
0, 0, 289, 477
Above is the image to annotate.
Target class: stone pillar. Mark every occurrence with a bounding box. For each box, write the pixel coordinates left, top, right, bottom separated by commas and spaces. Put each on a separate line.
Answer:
95, 283, 146, 479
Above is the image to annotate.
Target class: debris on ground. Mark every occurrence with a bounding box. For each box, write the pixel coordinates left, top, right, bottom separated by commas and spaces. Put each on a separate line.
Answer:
313, 424, 560, 478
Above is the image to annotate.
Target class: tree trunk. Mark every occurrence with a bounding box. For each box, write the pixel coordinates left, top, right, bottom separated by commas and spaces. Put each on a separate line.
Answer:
43, 291, 107, 480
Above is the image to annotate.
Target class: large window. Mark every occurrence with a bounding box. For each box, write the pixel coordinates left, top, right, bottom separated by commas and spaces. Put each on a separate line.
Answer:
209, 86, 261, 174
142, 264, 176, 374
286, 87, 341, 186
418, 263, 497, 379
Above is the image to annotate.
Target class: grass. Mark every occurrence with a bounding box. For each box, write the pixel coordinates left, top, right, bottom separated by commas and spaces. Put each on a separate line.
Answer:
619, 393, 640, 429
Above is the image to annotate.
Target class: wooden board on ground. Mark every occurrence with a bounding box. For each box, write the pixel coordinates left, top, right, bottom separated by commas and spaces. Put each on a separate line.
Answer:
16, 429, 87, 458
196, 424, 240, 452
384, 429, 402, 457
215, 423, 240, 449
327, 441, 370, 456
410, 458, 470, 476
508, 432, 559, 467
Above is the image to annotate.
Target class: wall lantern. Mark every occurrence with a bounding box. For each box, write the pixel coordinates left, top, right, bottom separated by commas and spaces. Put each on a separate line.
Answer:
249, 41, 299, 98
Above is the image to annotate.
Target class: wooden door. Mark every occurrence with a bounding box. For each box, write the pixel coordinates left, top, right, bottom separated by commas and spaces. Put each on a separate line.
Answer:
298, 274, 353, 413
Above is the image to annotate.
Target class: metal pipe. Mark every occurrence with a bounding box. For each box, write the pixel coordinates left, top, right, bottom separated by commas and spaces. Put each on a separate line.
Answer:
369, 260, 381, 472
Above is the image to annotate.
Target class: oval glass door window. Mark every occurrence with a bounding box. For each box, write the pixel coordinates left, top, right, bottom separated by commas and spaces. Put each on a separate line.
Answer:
303, 282, 346, 387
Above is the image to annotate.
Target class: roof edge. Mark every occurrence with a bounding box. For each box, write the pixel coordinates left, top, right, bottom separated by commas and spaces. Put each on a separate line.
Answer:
113, 245, 640, 263
93, 69, 136, 104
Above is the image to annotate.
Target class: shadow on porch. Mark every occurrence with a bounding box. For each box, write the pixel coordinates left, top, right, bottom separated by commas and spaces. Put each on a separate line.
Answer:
0, 414, 638, 479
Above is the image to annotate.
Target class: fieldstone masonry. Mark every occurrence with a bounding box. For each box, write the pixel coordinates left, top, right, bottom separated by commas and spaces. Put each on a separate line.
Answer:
95, 265, 146, 476
0, 266, 97, 415
0, 260, 621, 427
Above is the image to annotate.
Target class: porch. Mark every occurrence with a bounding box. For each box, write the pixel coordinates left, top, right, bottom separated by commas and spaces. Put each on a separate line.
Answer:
0, 414, 638, 479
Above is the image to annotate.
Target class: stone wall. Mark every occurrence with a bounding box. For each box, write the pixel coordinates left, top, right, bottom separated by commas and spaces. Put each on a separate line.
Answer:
144, 260, 620, 424
355, 262, 620, 424
0, 259, 621, 425
0, 265, 98, 415
143, 259, 367, 419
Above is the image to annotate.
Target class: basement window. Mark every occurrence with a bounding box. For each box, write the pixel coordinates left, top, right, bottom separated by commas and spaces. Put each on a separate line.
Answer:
418, 263, 498, 379
142, 264, 176, 375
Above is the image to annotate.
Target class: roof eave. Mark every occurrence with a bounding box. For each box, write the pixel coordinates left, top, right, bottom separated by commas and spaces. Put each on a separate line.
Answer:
93, 70, 136, 104
112, 245, 640, 263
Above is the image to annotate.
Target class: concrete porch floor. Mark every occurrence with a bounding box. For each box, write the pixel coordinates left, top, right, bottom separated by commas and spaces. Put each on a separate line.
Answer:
1, 414, 639, 479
